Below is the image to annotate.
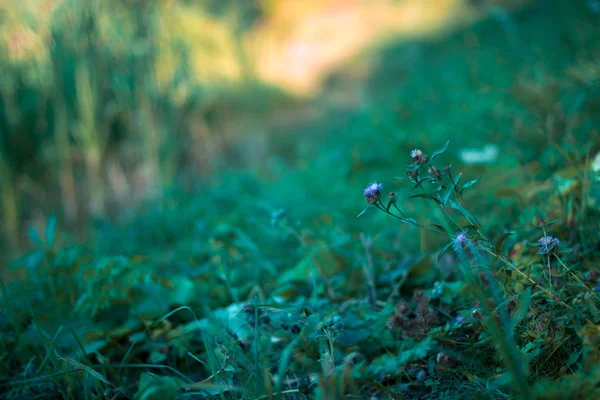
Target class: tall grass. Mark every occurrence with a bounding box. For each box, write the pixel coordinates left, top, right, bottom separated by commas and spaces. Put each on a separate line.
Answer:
0, 0, 287, 254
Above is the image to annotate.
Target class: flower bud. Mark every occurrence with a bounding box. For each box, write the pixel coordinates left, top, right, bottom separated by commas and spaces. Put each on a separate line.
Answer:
407, 169, 420, 180
536, 218, 546, 228
428, 166, 441, 180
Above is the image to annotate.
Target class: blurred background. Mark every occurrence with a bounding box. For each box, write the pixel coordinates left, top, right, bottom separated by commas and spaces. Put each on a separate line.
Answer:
1, 0, 599, 258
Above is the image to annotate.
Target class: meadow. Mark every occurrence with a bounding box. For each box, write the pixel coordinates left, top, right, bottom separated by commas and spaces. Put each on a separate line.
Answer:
1, 0, 600, 399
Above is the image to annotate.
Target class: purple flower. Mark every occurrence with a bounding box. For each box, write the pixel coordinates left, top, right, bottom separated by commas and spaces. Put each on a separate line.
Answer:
410, 148, 428, 164
364, 182, 383, 198
410, 149, 429, 165
410, 149, 422, 159
453, 231, 468, 254
538, 236, 560, 254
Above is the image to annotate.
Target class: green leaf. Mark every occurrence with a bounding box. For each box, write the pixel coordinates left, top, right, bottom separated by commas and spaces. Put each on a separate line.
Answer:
441, 184, 453, 206
437, 242, 454, 264
357, 206, 372, 218
28, 226, 43, 246
494, 232, 514, 252
277, 248, 341, 285
452, 172, 463, 187
431, 140, 450, 161
369, 337, 435, 375
512, 287, 532, 327
431, 224, 446, 232
55, 350, 113, 387
488, 372, 513, 390
449, 200, 480, 226
567, 350, 582, 365
336, 328, 372, 347
460, 177, 479, 193
135, 372, 187, 400
149, 351, 167, 364
409, 193, 442, 206
398, 337, 435, 364
9, 250, 45, 270
438, 281, 465, 304
45, 215, 58, 248
460, 224, 479, 231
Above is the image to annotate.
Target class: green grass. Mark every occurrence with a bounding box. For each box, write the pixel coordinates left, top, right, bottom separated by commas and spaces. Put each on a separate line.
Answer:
2, 0, 600, 399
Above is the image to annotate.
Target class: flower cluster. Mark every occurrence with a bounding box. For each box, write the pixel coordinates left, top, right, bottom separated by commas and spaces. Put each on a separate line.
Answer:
364, 182, 383, 204
387, 290, 440, 339
538, 236, 560, 254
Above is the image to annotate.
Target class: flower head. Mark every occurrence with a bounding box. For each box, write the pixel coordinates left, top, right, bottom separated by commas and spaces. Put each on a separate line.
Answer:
410, 149, 428, 164
538, 236, 560, 254
364, 182, 383, 198
452, 231, 469, 254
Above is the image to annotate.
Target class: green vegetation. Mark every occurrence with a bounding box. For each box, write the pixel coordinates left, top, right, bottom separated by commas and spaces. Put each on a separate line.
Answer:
2, 0, 600, 399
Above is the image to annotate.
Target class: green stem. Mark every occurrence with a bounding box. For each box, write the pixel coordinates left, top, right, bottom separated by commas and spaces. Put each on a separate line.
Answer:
554, 254, 600, 302
374, 201, 444, 235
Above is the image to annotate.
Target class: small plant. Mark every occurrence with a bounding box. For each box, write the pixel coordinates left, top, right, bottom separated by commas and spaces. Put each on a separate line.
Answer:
358, 141, 600, 399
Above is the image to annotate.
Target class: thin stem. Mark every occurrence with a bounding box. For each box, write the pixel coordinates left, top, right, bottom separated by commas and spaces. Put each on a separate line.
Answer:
483, 249, 572, 310
374, 201, 445, 235
359, 233, 378, 309
547, 254, 552, 291
554, 254, 600, 302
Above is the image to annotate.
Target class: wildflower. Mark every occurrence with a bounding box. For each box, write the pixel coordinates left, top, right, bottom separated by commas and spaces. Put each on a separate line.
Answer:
407, 169, 420, 180
538, 236, 560, 254
536, 217, 546, 227
410, 149, 429, 165
364, 182, 383, 204
453, 231, 469, 254
444, 165, 452, 175
428, 166, 441, 180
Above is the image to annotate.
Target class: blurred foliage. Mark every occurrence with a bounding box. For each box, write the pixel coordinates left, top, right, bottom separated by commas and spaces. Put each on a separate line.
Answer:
1, 0, 600, 399
0, 0, 291, 249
